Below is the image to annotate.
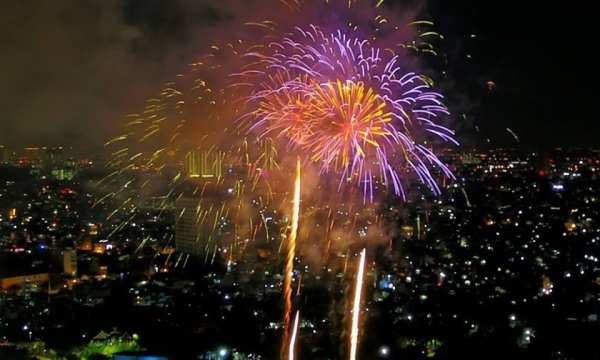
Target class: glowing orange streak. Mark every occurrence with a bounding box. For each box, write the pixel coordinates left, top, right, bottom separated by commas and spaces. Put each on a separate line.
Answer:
296, 274, 302, 296
251, 225, 258, 242
350, 248, 366, 360
343, 250, 349, 274
283, 157, 301, 360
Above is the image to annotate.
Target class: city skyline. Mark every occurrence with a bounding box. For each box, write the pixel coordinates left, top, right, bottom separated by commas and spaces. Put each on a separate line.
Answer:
2, 145, 600, 359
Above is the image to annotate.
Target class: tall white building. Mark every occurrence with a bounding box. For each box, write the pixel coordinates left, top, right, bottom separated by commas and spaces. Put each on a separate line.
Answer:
63, 249, 77, 277
175, 196, 222, 255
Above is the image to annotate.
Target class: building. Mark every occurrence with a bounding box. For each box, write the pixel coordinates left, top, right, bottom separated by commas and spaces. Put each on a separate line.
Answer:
141, 196, 173, 211
537, 147, 552, 174
44, 146, 65, 165
0, 145, 10, 163
175, 196, 222, 255
184, 148, 223, 179
0, 273, 49, 291
113, 352, 168, 360
21, 147, 43, 165
51, 158, 77, 180
63, 249, 77, 277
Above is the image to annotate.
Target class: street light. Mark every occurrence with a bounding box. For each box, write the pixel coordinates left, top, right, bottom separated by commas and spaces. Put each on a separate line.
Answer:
218, 348, 228, 359
379, 346, 390, 357
29, 331, 32, 341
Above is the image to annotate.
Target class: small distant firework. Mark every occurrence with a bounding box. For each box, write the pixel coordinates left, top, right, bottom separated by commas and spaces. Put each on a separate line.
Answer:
237, 26, 457, 201
506, 128, 520, 143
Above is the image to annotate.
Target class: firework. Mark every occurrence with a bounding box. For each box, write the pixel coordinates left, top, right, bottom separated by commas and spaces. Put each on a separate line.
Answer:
289, 310, 301, 360
283, 157, 301, 359
349, 248, 366, 360
102, 0, 454, 250
100, 1, 462, 358
237, 26, 457, 201
99, 50, 282, 267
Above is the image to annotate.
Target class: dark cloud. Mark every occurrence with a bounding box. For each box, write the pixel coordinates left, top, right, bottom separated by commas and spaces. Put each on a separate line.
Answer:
1, 0, 596, 151
0, 0, 226, 149
0, 0, 442, 151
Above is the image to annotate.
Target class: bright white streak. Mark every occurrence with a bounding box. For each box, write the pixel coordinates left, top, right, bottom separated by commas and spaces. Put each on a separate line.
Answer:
350, 248, 366, 360
289, 310, 300, 360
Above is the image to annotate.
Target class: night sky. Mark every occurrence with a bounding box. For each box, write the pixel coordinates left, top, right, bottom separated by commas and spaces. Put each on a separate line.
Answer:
0, 0, 594, 150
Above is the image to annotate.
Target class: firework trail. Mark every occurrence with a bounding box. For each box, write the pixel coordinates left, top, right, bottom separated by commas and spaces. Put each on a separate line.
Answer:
283, 157, 301, 359
289, 310, 301, 360
350, 248, 366, 360
100, 58, 280, 265
461, 187, 472, 207
506, 127, 520, 143
237, 26, 457, 202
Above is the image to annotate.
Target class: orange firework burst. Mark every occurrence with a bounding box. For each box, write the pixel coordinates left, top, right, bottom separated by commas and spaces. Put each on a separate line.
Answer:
238, 26, 456, 202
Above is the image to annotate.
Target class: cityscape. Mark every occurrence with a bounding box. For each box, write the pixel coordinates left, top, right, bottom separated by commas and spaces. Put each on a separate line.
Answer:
0, 0, 596, 360
2, 146, 600, 359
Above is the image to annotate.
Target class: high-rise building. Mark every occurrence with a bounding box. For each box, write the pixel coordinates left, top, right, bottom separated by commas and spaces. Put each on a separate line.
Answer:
63, 249, 77, 277
51, 166, 77, 180
184, 149, 223, 179
537, 147, 552, 175
22, 279, 33, 303
175, 196, 222, 255
22, 147, 43, 165
45, 147, 64, 165
18, 146, 67, 166
0, 145, 9, 163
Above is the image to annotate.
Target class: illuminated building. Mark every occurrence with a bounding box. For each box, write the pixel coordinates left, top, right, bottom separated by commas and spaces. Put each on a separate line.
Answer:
63, 249, 77, 277
401, 225, 414, 238
0, 273, 49, 291
0, 144, 9, 163
142, 196, 173, 211
22, 147, 43, 164
77, 238, 93, 251
23, 279, 33, 303
18, 146, 70, 167
184, 148, 223, 179
8, 208, 17, 220
88, 223, 98, 235
113, 354, 168, 360
51, 167, 76, 180
537, 147, 552, 174
44, 146, 65, 165
175, 196, 221, 255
